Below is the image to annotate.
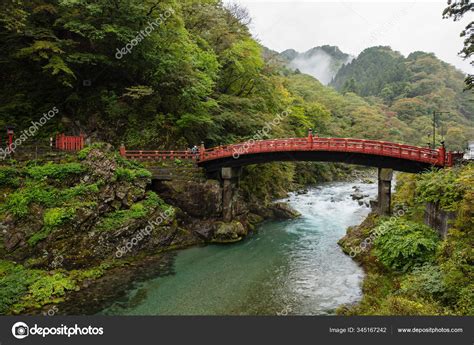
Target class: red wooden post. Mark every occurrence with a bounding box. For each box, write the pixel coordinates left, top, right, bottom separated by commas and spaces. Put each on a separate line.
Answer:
446, 152, 453, 167
200, 141, 205, 161
119, 144, 126, 157
307, 128, 313, 149
6, 127, 14, 151
437, 144, 446, 166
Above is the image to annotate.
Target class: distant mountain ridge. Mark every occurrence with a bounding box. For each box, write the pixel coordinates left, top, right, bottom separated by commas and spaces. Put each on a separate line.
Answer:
279, 45, 353, 85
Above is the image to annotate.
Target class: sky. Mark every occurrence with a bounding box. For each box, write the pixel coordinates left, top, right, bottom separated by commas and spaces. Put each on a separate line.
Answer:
225, 0, 472, 73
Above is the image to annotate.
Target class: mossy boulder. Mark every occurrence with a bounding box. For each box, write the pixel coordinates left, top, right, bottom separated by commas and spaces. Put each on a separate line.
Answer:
212, 221, 247, 243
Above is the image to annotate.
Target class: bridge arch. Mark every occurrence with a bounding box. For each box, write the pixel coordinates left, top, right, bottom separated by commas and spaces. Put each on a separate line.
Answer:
197, 137, 455, 174
120, 135, 462, 221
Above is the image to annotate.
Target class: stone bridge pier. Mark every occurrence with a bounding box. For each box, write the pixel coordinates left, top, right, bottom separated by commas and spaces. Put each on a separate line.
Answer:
220, 167, 242, 222
377, 168, 393, 216
218, 166, 393, 221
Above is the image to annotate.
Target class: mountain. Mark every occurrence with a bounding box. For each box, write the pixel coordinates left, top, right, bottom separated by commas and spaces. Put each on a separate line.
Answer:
279, 45, 353, 85
330, 46, 474, 149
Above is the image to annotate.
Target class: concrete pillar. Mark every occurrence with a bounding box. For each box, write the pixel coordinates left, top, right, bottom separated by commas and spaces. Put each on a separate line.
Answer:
221, 167, 241, 222
377, 168, 393, 216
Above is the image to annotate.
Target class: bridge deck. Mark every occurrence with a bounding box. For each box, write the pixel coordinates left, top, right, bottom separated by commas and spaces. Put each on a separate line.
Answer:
120, 137, 462, 173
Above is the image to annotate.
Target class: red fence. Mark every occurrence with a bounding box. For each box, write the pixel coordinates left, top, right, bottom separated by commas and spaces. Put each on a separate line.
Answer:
55, 133, 84, 151
119, 137, 461, 167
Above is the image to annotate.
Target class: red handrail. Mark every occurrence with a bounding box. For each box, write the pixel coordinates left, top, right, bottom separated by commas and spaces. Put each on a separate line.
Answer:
119, 137, 458, 167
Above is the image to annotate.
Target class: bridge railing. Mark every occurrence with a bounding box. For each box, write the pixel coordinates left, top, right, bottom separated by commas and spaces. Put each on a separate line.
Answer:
119, 137, 457, 167
201, 137, 442, 165
120, 149, 198, 161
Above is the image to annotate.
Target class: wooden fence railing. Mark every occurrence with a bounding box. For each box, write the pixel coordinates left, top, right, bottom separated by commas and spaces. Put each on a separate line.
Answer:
55, 133, 84, 151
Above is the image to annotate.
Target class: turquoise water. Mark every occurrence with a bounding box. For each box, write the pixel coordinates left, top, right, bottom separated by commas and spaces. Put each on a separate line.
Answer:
102, 181, 377, 315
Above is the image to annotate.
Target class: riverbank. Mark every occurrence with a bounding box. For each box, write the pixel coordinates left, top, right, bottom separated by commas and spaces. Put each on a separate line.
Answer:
337, 164, 473, 316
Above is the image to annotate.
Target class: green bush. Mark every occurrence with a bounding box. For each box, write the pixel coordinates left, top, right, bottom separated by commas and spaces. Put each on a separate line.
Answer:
415, 167, 466, 211
27, 162, 85, 180
0, 167, 20, 187
114, 167, 151, 181
399, 264, 446, 300
18, 273, 76, 308
43, 207, 75, 227
60, 183, 100, 201
374, 219, 439, 272
97, 203, 148, 231
377, 296, 442, 315
2, 183, 57, 218
0, 261, 41, 314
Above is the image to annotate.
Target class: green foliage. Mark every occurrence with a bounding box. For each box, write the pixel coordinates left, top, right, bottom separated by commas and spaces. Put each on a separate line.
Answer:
69, 263, 110, 282
2, 183, 57, 217
344, 165, 474, 316
399, 264, 446, 300
142, 191, 168, 210
0, 167, 20, 187
27, 163, 85, 180
17, 273, 76, 309
415, 166, 469, 211
114, 167, 151, 182
28, 207, 75, 246
0, 261, 40, 314
97, 203, 147, 231
240, 163, 294, 203
374, 219, 439, 272
43, 207, 75, 227
331, 47, 473, 149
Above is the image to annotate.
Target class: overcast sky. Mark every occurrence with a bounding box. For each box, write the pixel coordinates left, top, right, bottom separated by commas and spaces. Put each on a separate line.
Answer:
225, 0, 472, 73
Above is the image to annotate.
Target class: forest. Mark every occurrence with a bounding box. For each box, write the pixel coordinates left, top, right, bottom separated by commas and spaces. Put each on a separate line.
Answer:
1, 0, 472, 152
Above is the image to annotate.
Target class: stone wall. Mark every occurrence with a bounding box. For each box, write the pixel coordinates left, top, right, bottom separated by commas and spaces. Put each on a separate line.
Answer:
424, 202, 456, 238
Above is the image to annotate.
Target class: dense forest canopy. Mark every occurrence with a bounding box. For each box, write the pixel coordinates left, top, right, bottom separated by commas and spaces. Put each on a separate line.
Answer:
0, 0, 472, 155
331, 46, 473, 150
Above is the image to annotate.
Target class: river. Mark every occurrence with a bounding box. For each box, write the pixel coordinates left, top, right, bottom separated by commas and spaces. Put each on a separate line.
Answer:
101, 180, 377, 315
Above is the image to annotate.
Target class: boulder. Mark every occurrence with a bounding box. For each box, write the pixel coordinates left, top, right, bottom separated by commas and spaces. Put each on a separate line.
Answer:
351, 192, 364, 200
212, 221, 247, 243
156, 180, 222, 218
270, 202, 301, 219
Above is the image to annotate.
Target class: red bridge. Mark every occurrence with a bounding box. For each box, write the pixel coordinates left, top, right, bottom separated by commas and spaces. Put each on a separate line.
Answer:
120, 134, 462, 174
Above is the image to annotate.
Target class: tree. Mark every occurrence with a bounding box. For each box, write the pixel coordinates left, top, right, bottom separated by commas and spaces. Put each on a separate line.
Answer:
443, 0, 473, 90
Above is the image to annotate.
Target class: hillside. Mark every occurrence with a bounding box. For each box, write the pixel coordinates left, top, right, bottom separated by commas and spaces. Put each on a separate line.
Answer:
331, 47, 474, 150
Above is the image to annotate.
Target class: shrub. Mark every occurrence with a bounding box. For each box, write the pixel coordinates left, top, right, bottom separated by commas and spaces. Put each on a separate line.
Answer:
97, 203, 148, 231
27, 162, 85, 180
399, 264, 446, 300
115, 167, 151, 181
2, 183, 57, 218
17, 273, 76, 310
60, 183, 100, 201
0, 167, 20, 187
43, 207, 75, 227
378, 296, 442, 315
0, 261, 41, 314
374, 219, 439, 272
415, 167, 467, 211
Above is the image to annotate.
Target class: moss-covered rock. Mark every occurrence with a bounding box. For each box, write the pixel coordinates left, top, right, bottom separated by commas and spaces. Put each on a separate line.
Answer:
212, 221, 247, 243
